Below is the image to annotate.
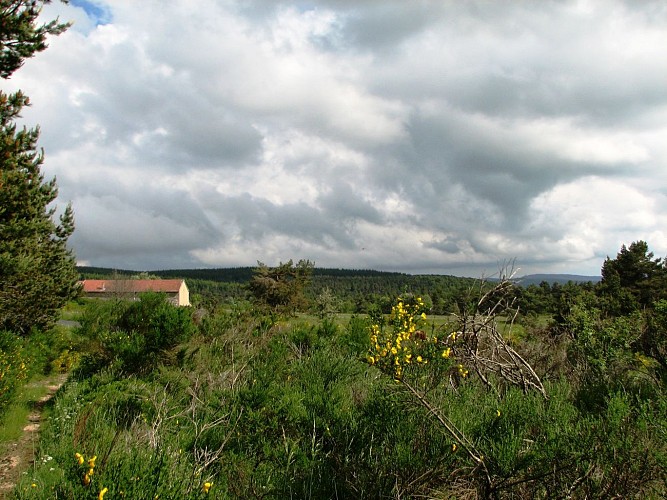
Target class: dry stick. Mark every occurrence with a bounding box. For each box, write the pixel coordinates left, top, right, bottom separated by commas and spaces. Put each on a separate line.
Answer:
467, 288, 548, 399
193, 409, 243, 475
400, 380, 493, 490
560, 463, 596, 500
496, 305, 535, 394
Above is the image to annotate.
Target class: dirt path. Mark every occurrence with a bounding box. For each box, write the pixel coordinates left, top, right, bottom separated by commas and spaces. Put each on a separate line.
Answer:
0, 375, 67, 499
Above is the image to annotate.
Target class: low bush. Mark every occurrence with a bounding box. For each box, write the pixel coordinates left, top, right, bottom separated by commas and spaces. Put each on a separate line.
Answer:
75, 293, 195, 376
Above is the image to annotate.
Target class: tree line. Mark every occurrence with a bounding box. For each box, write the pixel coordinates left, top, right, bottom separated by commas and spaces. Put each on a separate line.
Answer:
78, 241, 667, 321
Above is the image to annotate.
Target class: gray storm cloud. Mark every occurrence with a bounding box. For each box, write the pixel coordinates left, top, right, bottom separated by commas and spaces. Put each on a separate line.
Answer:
6, 0, 667, 275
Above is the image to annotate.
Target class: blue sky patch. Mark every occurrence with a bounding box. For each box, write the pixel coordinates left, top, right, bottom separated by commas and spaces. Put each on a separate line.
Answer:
70, 0, 112, 26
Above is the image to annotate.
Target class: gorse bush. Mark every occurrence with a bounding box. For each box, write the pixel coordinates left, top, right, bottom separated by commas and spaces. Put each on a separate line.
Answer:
117, 292, 195, 353
363, 286, 667, 498
75, 293, 195, 376
0, 323, 79, 417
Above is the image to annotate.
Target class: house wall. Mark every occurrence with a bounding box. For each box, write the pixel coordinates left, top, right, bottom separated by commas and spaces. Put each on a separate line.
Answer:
81, 280, 190, 306
178, 282, 191, 306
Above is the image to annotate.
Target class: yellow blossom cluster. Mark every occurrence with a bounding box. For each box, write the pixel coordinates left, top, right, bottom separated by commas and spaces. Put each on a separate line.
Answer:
366, 297, 431, 379
367, 297, 469, 382
75, 452, 97, 487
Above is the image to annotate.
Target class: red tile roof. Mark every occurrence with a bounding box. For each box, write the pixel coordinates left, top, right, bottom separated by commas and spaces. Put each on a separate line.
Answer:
81, 279, 185, 294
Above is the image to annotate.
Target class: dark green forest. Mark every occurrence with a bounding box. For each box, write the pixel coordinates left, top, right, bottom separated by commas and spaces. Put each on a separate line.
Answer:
78, 264, 599, 317
78, 265, 479, 314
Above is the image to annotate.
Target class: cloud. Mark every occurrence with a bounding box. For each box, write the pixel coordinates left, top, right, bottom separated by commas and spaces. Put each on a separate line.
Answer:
5, 0, 666, 275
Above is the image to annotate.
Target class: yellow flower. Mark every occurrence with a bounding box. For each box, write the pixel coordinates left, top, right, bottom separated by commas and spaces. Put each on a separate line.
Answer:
496, 409, 501, 417
452, 443, 457, 452
416, 355, 423, 363
83, 473, 91, 486
442, 348, 451, 358
88, 455, 97, 468
367, 356, 375, 365
31, 483, 37, 488
75, 452, 84, 465
202, 482, 213, 494
99, 487, 108, 500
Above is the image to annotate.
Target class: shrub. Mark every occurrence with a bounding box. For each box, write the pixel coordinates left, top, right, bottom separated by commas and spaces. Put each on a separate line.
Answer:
76, 293, 195, 376
0, 331, 27, 415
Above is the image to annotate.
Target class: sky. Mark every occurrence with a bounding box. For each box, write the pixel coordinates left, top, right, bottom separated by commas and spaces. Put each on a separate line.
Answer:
5, 0, 667, 277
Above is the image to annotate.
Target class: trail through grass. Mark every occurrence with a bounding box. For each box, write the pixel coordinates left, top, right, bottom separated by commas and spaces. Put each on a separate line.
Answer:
0, 374, 66, 498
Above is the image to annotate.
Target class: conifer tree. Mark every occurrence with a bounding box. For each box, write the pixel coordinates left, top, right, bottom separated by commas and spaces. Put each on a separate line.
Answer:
599, 240, 667, 313
0, 1, 77, 334
248, 259, 314, 316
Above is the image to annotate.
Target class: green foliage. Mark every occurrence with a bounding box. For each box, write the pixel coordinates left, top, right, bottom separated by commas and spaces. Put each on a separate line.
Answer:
76, 294, 195, 375
79, 265, 479, 315
117, 292, 195, 353
599, 240, 667, 314
0, 1, 78, 335
0, 1, 70, 78
566, 304, 642, 378
247, 259, 314, 316
23, 324, 82, 376
12, 246, 667, 498
639, 299, 667, 377
1, 323, 79, 415
312, 286, 339, 319
0, 330, 27, 414
339, 314, 371, 354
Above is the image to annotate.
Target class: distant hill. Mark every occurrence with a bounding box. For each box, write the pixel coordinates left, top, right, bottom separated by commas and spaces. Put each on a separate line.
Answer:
78, 266, 601, 286
515, 274, 601, 286
76, 265, 477, 314
77, 266, 407, 282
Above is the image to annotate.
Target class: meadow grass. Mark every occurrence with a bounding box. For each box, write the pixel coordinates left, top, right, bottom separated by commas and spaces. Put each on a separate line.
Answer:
59, 300, 88, 322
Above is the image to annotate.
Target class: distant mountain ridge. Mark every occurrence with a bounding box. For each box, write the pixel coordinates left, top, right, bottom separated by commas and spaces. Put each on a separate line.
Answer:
515, 274, 601, 286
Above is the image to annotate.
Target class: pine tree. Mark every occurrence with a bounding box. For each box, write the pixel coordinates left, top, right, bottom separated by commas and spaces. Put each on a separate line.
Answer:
599, 241, 667, 313
248, 259, 314, 316
0, 1, 77, 334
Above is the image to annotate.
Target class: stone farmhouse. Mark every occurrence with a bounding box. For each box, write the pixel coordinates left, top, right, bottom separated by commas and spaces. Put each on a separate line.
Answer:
80, 279, 191, 306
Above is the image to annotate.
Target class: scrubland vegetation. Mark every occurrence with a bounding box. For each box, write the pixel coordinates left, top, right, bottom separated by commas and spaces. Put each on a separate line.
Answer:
2, 4, 665, 498
1, 242, 666, 499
